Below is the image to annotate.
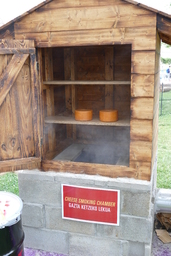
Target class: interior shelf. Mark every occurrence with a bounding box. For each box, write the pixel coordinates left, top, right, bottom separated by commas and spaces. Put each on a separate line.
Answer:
43, 80, 131, 85
45, 115, 130, 127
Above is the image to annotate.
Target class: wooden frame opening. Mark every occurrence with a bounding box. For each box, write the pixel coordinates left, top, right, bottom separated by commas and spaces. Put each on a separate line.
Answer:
40, 44, 132, 177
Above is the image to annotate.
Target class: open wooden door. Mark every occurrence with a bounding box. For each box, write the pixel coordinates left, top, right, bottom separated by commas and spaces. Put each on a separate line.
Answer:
0, 40, 41, 172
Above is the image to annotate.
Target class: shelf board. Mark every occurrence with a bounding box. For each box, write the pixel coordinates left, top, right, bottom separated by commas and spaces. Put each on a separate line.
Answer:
43, 80, 131, 85
45, 115, 130, 127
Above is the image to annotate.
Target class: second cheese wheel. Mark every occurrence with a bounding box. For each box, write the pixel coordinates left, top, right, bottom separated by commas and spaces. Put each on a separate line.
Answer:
75, 109, 93, 121
99, 109, 118, 122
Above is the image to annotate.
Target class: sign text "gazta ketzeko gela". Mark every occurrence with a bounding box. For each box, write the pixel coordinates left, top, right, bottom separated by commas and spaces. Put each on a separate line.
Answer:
62, 184, 120, 225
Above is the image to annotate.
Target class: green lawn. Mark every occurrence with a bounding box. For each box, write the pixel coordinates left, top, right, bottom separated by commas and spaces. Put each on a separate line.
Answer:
0, 172, 19, 195
157, 90, 171, 188
0, 91, 171, 193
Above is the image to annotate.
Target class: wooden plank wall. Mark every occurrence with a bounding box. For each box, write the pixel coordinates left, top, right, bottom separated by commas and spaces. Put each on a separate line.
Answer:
14, 0, 156, 51
130, 35, 158, 180
152, 32, 161, 171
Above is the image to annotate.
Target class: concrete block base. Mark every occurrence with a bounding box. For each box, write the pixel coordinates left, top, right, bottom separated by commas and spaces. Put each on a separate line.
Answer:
18, 169, 156, 256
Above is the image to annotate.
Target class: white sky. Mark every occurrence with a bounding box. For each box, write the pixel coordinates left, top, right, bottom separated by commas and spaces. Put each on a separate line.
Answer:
0, 0, 171, 26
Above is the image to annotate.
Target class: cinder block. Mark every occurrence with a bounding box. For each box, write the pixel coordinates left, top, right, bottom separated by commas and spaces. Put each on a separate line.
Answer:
69, 234, 127, 256
22, 203, 44, 228
45, 206, 96, 235
23, 226, 69, 254
121, 191, 151, 217
54, 172, 95, 186
128, 241, 145, 256
144, 244, 152, 256
120, 215, 153, 243
18, 169, 56, 181
19, 178, 61, 206
96, 215, 153, 243
107, 178, 151, 192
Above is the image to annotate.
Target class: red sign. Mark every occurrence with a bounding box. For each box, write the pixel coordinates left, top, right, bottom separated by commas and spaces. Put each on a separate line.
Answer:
62, 184, 120, 226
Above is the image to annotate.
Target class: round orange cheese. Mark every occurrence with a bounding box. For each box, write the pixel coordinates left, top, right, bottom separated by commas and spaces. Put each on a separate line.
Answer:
75, 109, 93, 121
99, 109, 118, 122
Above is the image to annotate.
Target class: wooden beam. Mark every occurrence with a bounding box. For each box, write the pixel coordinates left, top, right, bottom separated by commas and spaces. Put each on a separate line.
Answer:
0, 48, 35, 54
0, 53, 29, 107
15, 27, 156, 51
0, 39, 35, 48
42, 160, 138, 180
0, 157, 41, 173
43, 80, 130, 85
157, 14, 171, 38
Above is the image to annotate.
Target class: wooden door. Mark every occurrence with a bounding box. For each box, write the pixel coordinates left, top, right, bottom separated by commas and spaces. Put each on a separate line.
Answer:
0, 40, 41, 172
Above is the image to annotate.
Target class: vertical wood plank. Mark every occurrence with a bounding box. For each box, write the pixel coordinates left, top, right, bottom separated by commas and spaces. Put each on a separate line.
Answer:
105, 46, 114, 140
71, 48, 76, 140
37, 48, 44, 159
105, 47, 113, 109
64, 48, 72, 139
44, 48, 56, 152
30, 53, 41, 157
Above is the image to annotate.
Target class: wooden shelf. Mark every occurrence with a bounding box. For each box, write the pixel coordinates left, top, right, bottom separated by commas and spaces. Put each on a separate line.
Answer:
45, 115, 130, 127
43, 80, 131, 85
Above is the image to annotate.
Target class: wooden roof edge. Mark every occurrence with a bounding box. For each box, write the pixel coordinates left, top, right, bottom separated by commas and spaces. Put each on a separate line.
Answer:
0, 0, 53, 31
124, 0, 171, 19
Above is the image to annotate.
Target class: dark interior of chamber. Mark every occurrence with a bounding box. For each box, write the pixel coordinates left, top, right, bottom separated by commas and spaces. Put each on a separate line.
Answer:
42, 45, 131, 166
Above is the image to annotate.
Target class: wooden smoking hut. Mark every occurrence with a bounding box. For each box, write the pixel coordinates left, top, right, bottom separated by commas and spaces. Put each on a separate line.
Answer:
0, 0, 171, 255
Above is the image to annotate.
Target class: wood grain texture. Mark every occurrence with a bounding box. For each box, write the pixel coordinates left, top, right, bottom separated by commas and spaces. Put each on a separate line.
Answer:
14, 6, 156, 33
0, 48, 35, 54
64, 48, 73, 139
44, 48, 56, 152
0, 54, 29, 107
45, 115, 130, 126
0, 24, 14, 40
129, 161, 151, 181
131, 98, 154, 119
131, 74, 154, 97
0, 54, 35, 160
131, 51, 156, 74
0, 39, 34, 48
36, 0, 153, 13
105, 47, 114, 109
43, 80, 130, 85
157, 14, 171, 39
130, 119, 153, 141
15, 27, 156, 51
42, 160, 138, 179
30, 53, 41, 157
130, 140, 152, 162
0, 157, 40, 173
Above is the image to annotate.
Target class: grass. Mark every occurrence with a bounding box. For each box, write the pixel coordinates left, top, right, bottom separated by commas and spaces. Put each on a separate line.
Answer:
157, 90, 171, 188
0, 91, 171, 192
0, 172, 19, 195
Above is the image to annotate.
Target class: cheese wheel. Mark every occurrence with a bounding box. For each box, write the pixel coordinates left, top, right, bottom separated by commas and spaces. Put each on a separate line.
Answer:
75, 109, 93, 121
99, 109, 118, 122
